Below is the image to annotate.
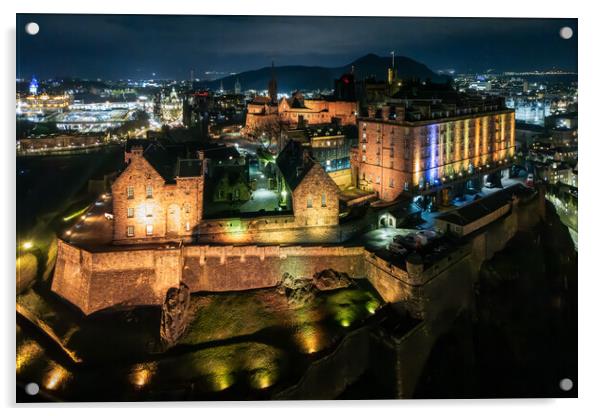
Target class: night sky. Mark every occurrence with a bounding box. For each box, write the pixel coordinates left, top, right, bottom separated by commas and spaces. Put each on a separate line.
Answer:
16, 14, 578, 80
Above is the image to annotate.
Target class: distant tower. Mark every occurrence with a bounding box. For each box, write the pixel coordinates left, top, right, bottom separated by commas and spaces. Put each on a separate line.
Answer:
190, 69, 195, 88
268, 61, 278, 104
387, 51, 398, 85
387, 51, 400, 95
234, 78, 241, 94
219, 80, 224, 94
29, 76, 39, 96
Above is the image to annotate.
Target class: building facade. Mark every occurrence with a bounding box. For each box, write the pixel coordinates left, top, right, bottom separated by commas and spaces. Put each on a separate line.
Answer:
276, 140, 341, 227
112, 146, 204, 244
277, 95, 357, 127
351, 101, 516, 202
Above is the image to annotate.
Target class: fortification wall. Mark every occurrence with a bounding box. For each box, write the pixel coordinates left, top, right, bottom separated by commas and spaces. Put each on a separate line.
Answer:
196, 216, 342, 244
52, 241, 183, 315
52, 189, 543, 316
52, 241, 365, 315
181, 245, 365, 292
365, 194, 542, 318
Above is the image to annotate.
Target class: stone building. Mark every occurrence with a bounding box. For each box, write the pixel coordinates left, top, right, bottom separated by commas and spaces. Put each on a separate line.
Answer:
112, 143, 204, 244
277, 93, 357, 127
243, 70, 358, 135
351, 95, 516, 203
276, 140, 340, 227
244, 96, 279, 132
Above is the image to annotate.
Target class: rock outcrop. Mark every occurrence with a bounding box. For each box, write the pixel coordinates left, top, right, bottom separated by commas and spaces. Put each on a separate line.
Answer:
160, 283, 191, 348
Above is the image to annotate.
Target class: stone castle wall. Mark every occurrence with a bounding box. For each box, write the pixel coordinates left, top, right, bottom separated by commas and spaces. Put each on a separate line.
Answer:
196, 215, 342, 244
366, 193, 543, 319
52, 189, 543, 316
52, 241, 365, 315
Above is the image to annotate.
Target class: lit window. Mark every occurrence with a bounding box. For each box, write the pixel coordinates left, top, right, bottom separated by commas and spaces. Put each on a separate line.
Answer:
146, 185, 153, 199
127, 207, 134, 218
146, 205, 153, 217
185, 222, 190, 231
362, 155, 366, 162
307, 197, 313, 208
321, 193, 326, 207
127, 186, 134, 199
127, 226, 134, 237
146, 224, 153, 236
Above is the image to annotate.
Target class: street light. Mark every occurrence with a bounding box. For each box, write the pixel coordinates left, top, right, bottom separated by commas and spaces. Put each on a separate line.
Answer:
22, 241, 33, 250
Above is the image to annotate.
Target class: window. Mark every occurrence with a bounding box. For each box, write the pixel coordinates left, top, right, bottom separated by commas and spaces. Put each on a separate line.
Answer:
362, 155, 366, 162
389, 178, 395, 188
127, 186, 134, 199
307, 197, 313, 208
127, 207, 134, 218
185, 222, 190, 232
127, 226, 134, 237
145, 205, 153, 217
146, 185, 153, 199
321, 193, 326, 207
146, 224, 153, 236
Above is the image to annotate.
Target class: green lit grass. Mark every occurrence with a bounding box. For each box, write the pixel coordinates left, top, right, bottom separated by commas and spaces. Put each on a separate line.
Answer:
180, 281, 383, 354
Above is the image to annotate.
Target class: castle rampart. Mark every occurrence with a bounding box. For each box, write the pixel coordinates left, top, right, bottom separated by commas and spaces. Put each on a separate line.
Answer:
52, 187, 543, 316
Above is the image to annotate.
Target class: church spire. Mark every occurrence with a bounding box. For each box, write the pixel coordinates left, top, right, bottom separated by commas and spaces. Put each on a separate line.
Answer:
268, 60, 278, 104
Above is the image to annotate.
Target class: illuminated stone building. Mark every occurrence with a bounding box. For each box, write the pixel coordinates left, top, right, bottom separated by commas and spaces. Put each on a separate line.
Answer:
110, 138, 341, 245
276, 140, 340, 227
244, 95, 279, 132
112, 143, 204, 244
277, 93, 357, 127
244, 70, 358, 135
351, 95, 516, 203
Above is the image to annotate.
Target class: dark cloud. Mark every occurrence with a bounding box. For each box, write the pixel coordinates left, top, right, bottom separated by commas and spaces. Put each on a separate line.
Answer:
16, 14, 577, 79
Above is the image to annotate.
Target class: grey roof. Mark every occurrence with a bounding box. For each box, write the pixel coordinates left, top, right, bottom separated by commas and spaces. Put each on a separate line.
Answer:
176, 159, 203, 178
437, 184, 535, 226
275, 140, 314, 191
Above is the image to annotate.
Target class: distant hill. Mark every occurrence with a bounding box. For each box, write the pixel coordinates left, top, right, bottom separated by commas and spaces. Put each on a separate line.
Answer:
200, 53, 448, 93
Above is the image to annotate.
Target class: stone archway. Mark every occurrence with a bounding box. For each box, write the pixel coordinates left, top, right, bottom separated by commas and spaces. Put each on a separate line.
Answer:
379, 213, 396, 228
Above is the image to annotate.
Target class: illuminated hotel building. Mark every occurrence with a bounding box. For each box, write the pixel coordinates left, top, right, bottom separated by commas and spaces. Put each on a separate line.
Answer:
16, 92, 71, 116
351, 96, 516, 202
16, 77, 72, 118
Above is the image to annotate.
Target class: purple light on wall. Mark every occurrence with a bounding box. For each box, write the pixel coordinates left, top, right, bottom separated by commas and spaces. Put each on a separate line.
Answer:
428, 124, 438, 184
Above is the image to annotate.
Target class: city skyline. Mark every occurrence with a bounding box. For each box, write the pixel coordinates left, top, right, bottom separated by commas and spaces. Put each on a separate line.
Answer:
17, 14, 577, 80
